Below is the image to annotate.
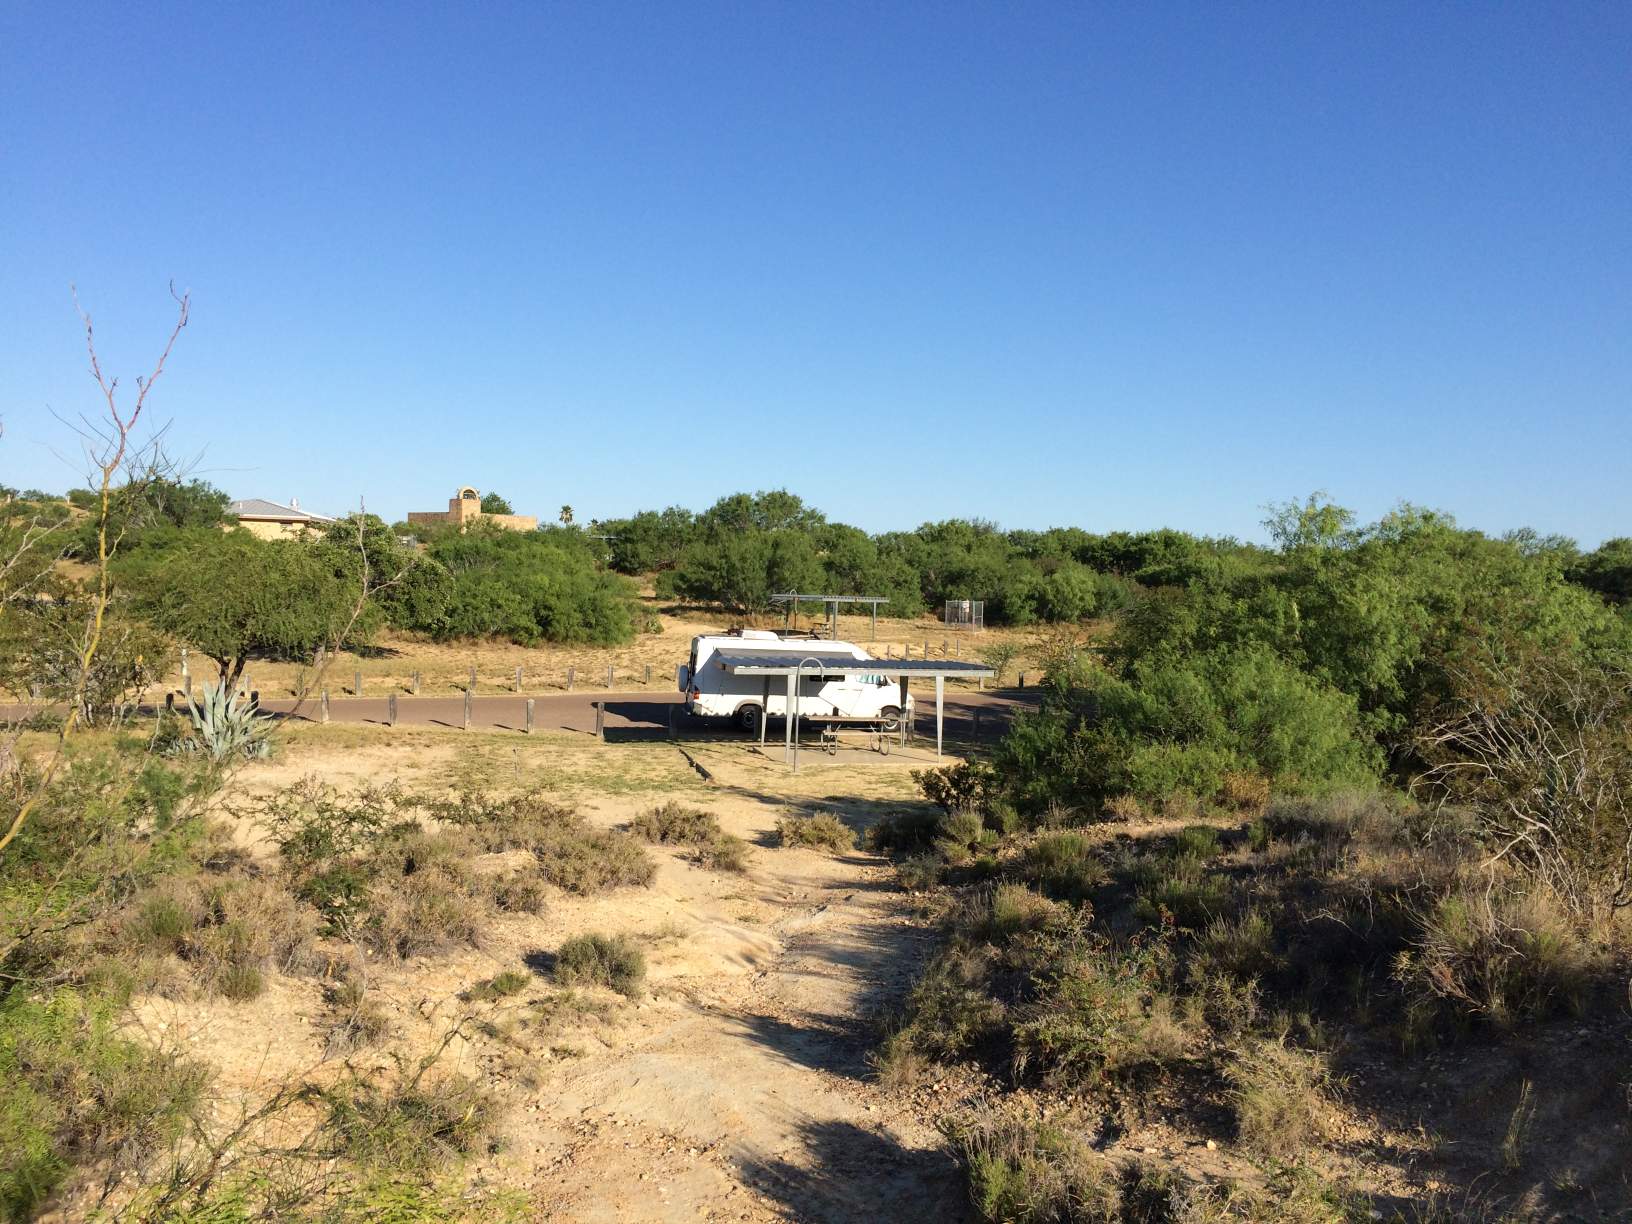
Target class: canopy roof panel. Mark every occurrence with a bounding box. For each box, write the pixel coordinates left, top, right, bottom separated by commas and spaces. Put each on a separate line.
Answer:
714, 653, 993, 679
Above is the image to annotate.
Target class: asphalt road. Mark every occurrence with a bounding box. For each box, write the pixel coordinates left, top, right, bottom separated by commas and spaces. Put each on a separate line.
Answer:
251, 687, 1038, 740
2, 688, 1040, 742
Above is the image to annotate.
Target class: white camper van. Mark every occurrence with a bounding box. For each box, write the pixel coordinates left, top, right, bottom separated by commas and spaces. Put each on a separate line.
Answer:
678, 630, 911, 733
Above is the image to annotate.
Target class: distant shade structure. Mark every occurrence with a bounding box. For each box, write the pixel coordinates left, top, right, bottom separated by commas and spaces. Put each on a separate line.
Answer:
944, 600, 984, 631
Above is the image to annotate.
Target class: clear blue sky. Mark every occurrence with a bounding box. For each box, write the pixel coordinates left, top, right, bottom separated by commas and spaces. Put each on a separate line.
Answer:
3, 3, 1628, 543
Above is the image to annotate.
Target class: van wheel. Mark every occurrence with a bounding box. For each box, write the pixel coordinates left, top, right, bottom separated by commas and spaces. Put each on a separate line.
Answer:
736, 704, 762, 734
880, 706, 901, 732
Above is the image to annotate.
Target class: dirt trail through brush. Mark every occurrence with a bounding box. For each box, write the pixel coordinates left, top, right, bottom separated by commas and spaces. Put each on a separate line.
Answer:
517, 842, 963, 1223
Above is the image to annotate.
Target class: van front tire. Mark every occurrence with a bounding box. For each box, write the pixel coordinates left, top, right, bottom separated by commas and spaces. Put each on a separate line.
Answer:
736, 704, 762, 734
880, 706, 902, 732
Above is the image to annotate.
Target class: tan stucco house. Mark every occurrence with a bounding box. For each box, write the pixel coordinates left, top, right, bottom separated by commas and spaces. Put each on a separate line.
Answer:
228, 498, 336, 540
406, 486, 538, 532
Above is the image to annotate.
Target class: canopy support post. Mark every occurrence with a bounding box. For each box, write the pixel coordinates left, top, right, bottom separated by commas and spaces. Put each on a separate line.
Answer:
784, 673, 796, 763
760, 677, 770, 746
935, 674, 944, 760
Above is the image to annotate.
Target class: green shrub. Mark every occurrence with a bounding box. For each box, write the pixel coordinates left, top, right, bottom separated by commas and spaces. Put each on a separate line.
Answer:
693, 832, 750, 873
1395, 886, 1599, 1028
628, 802, 719, 845
467, 970, 531, 1002
895, 853, 942, 892
866, 808, 942, 853
914, 760, 1001, 815
1195, 909, 1280, 981
319, 1072, 500, 1174
775, 813, 856, 852
1225, 1037, 1333, 1160
1172, 825, 1222, 859
0, 989, 208, 1220
943, 1104, 1120, 1223
532, 827, 655, 893
1020, 832, 1104, 904
628, 802, 748, 873
1011, 933, 1187, 1090
985, 885, 1065, 941
554, 933, 647, 996
934, 809, 998, 866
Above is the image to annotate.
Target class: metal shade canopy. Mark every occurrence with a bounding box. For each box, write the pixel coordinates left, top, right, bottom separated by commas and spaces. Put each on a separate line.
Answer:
712, 653, 995, 764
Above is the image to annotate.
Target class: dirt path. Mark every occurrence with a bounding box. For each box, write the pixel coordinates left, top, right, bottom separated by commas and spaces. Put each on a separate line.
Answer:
516, 840, 963, 1222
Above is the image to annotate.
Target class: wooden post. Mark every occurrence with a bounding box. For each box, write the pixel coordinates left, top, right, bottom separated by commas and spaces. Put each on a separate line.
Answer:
387, 693, 398, 726
468, 666, 477, 693
319, 690, 329, 724
463, 687, 472, 730
566, 667, 575, 692
605, 664, 614, 689
594, 700, 605, 742
353, 669, 362, 697
644, 664, 652, 685
941, 638, 947, 657
525, 697, 535, 735
411, 671, 421, 695
514, 665, 523, 692
1019, 672, 1026, 689
954, 639, 960, 658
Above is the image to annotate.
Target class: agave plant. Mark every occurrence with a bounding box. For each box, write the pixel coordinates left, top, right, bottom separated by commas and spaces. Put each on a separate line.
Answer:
182, 680, 272, 761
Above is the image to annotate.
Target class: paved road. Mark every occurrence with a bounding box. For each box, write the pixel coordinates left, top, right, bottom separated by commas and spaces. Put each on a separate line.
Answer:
251, 687, 1039, 741
2, 688, 1039, 742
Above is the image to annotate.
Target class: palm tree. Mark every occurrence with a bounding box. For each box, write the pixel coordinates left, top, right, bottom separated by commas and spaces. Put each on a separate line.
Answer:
559, 505, 574, 526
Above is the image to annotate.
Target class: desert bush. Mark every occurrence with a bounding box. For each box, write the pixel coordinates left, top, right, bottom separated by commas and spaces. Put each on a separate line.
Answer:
1011, 931, 1188, 1091
693, 832, 750, 873
866, 808, 943, 853
889, 945, 1007, 1065
110, 873, 318, 999
628, 802, 748, 873
1020, 832, 1105, 904
934, 809, 998, 866
775, 812, 856, 852
1224, 1037, 1334, 1160
0, 988, 209, 1221
324, 979, 392, 1055
1395, 885, 1599, 1028
1172, 825, 1223, 859
1417, 645, 1632, 919
916, 760, 1002, 815
1219, 771, 1271, 813
532, 826, 655, 893
629, 802, 719, 844
895, 853, 943, 892
466, 970, 531, 1003
943, 1103, 1120, 1224
319, 1071, 501, 1174
491, 869, 550, 914
1104, 793, 1144, 822
553, 933, 646, 996
1194, 909, 1280, 982
985, 884, 1066, 941
364, 865, 487, 960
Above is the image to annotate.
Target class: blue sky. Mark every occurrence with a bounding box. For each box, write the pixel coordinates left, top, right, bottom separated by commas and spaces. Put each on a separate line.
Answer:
3, 3, 1628, 543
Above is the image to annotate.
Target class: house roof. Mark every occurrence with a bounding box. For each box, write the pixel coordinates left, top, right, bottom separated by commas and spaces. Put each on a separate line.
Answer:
228, 498, 335, 524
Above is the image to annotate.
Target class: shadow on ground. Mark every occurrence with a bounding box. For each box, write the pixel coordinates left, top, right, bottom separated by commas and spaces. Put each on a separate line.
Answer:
734, 1119, 967, 1224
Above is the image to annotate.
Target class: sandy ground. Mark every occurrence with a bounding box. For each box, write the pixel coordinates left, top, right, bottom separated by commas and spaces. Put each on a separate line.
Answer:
123, 726, 967, 1222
